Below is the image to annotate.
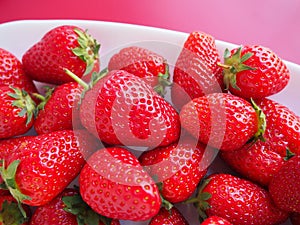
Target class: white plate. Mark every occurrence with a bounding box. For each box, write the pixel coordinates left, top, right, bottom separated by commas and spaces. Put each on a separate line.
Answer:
0, 20, 297, 225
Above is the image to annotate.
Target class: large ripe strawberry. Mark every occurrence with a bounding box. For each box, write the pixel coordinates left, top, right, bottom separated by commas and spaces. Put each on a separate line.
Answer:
139, 135, 212, 203
221, 98, 300, 186
0, 130, 99, 207
0, 48, 37, 93
0, 195, 31, 225
201, 216, 232, 225
0, 85, 36, 139
33, 82, 83, 134
221, 45, 290, 99
68, 69, 180, 148
190, 173, 288, 225
269, 155, 300, 213
148, 206, 189, 225
79, 147, 162, 221
180, 93, 265, 151
107, 46, 171, 96
22, 25, 100, 85
30, 188, 120, 225
171, 31, 224, 110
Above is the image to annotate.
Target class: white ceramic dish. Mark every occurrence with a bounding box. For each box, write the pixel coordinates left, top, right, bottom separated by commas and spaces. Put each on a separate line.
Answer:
0, 20, 297, 225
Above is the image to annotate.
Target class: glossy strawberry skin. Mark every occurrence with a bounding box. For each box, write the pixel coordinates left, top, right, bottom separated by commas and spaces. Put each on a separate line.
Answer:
2, 130, 99, 206
221, 98, 300, 186
22, 25, 100, 85
171, 31, 224, 110
0, 48, 37, 94
139, 136, 211, 203
200, 173, 288, 225
34, 82, 83, 134
79, 70, 180, 148
269, 155, 300, 213
180, 93, 258, 151
225, 45, 290, 99
79, 147, 161, 221
148, 207, 189, 225
201, 216, 232, 225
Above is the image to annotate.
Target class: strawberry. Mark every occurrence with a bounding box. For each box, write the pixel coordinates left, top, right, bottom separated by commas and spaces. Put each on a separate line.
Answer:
79, 147, 162, 221
30, 188, 120, 225
22, 25, 100, 85
201, 216, 232, 225
221, 45, 290, 99
148, 206, 189, 225
269, 155, 300, 213
179, 93, 265, 151
0, 48, 37, 94
33, 82, 83, 134
171, 31, 224, 110
291, 213, 300, 225
139, 135, 211, 203
0, 85, 36, 139
190, 173, 289, 225
0, 130, 99, 207
221, 98, 300, 186
67, 69, 180, 148
107, 46, 171, 96
0, 195, 31, 225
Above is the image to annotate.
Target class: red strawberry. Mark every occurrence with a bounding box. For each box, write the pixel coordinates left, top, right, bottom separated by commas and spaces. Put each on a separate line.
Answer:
191, 173, 288, 225
139, 136, 211, 203
269, 155, 300, 213
30, 188, 120, 225
201, 216, 232, 225
79, 147, 162, 221
22, 25, 100, 85
148, 206, 189, 225
221, 45, 290, 99
171, 31, 224, 110
108, 46, 171, 96
180, 93, 265, 151
0, 48, 37, 94
0, 130, 99, 207
221, 98, 300, 186
0, 85, 36, 139
0, 195, 31, 225
33, 82, 83, 134
291, 213, 300, 225
70, 69, 180, 148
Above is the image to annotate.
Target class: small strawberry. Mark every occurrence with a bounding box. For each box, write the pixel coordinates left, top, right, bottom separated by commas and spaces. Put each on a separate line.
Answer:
139, 136, 211, 203
221, 45, 290, 99
0, 130, 99, 209
0, 85, 36, 139
171, 31, 224, 110
201, 216, 232, 225
148, 206, 189, 225
33, 82, 83, 134
107, 46, 171, 96
30, 188, 120, 225
0, 48, 37, 94
269, 155, 300, 213
190, 173, 288, 225
79, 147, 162, 221
0, 195, 31, 225
66, 69, 180, 148
221, 98, 300, 186
180, 93, 265, 151
22, 25, 100, 85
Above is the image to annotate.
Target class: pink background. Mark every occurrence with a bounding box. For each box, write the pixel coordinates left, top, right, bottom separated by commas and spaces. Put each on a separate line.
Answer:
0, 0, 299, 65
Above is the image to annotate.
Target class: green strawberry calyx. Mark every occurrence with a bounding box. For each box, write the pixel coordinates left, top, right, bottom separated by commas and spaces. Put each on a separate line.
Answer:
72, 28, 101, 76
7, 86, 36, 126
0, 200, 29, 225
32, 86, 55, 111
153, 64, 172, 97
218, 46, 255, 91
0, 160, 31, 219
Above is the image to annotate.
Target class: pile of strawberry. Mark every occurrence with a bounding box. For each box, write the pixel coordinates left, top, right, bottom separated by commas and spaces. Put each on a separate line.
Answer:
0, 24, 299, 225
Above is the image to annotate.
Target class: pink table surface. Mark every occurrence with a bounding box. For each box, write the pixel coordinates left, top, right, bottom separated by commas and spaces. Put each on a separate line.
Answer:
0, 0, 299, 65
